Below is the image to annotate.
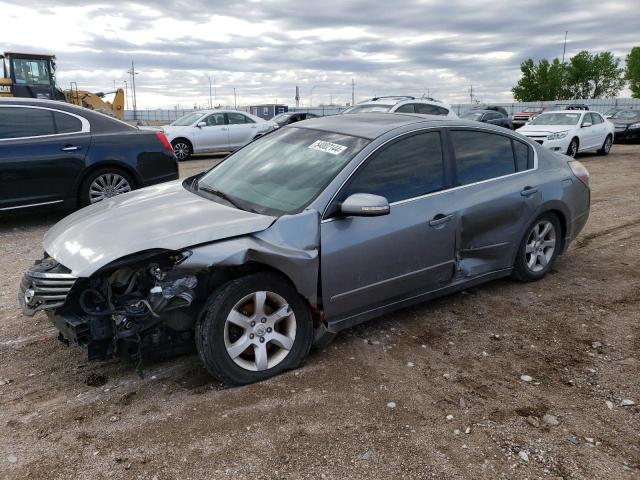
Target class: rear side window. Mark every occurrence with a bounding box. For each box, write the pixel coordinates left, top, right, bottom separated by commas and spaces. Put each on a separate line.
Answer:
395, 104, 415, 113
228, 113, 255, 124
450, 130, 516, 185
513, 139, 533, 171
341, 131, 445, 203
53, 111, 82, 134
0, 107, 56, 139
415, 104, 449, 115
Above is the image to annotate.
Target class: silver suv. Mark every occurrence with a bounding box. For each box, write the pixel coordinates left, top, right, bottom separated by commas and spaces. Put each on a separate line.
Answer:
343, 96, 457, 117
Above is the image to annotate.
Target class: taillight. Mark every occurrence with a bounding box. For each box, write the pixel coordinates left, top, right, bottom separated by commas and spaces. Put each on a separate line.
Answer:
155, 131, 174, 154
568, 160, 589, 187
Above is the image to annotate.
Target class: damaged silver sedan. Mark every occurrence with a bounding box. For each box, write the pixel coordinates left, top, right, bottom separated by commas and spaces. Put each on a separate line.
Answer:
20, 113, 590, 385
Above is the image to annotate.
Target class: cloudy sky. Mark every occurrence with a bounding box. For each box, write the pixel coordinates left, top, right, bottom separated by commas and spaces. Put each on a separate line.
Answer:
2, 0, 638, 109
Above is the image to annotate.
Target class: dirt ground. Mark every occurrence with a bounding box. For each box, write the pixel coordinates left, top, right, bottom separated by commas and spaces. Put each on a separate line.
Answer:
1, 146, 639, 480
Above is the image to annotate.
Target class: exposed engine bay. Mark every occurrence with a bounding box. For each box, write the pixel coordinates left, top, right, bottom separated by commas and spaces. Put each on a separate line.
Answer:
22, 252, 203, 368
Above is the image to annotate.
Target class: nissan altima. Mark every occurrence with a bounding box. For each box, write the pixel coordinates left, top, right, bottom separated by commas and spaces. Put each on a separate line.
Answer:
20, 113, 590, 385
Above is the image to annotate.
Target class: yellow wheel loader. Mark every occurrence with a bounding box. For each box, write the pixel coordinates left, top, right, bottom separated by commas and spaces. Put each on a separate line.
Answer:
1, 52, 125, 120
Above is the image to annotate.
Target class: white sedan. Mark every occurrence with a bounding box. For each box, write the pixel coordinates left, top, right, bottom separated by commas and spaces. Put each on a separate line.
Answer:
517, 110, 614, 157
164, 110, 270, 160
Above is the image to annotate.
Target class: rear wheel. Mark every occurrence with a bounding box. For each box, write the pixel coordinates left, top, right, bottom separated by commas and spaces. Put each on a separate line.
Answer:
171, 139, 192, 161
597, 135, 613, 155
195, 273, 313, 385
566, 138, 579, 157
79, 167, 134, 207
512, 214, 561, 282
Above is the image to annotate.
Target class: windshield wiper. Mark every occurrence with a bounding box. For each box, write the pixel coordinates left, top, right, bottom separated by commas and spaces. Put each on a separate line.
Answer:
198, 185, 242, 209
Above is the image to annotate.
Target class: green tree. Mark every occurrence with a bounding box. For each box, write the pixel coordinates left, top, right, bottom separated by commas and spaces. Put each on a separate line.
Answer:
625, 46, 640, 98
512, 58, 567, 101
565, 50, 625, 98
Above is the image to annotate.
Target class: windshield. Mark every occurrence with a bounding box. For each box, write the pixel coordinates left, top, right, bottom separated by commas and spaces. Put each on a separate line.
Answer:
530, 112, 581, 126
462, 111, 483, 120
522, 107, 544, 113
11, 58, 51, 85
196, 127, 370, 215
611, 110, 640, 120
271, 113, 292, 125
171, 112, 203, 126
343, 104, 393, 114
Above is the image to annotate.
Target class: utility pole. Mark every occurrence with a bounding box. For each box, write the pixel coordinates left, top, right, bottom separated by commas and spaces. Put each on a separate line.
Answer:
295, 86, 300, 108
562, 30, 568, 64
351, 78, 355, 106
233, 88, 237, 109
469, 85, 473, 104
123, 80, 128, 110
208, 75, 213, 108
127, 61, 138, 120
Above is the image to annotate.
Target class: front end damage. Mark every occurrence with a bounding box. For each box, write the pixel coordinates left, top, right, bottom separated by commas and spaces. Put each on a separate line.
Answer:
20, 251, 201, 362
19, 210, 321, 366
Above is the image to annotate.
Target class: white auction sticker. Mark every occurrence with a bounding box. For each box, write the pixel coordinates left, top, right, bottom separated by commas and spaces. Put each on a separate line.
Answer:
308, 140, 348, 155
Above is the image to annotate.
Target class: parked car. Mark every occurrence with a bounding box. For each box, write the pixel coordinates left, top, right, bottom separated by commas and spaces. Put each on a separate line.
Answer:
20, 113, 591, 385
0, 98, 178, 212
461, 108, 513, 129
163, 110, 270, 161
603, 108, 621, 119
554, 103, 589, 111
608, 109, 640, 142
517, 110, 614, 157
512, 106, 548, 128
269, 112, 319, 130
342, 96, 457, 117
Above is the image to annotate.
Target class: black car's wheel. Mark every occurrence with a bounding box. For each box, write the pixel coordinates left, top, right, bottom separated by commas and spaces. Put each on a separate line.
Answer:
512, 213, 561, 282
566, 138, 579, 157
79, 167, 134, 207
597, 135, 613, 156
195, 273, 313, 386
171, 138, 192, 161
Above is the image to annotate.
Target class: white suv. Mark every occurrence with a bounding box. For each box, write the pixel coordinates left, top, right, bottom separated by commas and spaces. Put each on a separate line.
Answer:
164, 110, 270, 161
342, 96, 458, 117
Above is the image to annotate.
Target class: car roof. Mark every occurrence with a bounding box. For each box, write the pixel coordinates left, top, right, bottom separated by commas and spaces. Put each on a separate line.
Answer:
292, 112, 504, 140
537, 110, 589, 115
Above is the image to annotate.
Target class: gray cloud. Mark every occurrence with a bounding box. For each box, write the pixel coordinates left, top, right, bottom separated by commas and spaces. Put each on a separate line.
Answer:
2, 0, 639, 107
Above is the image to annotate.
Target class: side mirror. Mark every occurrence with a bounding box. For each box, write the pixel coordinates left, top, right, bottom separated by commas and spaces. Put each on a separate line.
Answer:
340, 193, 390, 217
197, 121, 207, 128
582, 122, 592, 128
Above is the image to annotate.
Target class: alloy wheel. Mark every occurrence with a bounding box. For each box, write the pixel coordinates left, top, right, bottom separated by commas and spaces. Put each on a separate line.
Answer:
525, 220, 556, 273
223, 291, 297, 371
604, 136, 612, 153
89, 173, 132, 204
568, 139, 578, 157
173, 142, 190, 160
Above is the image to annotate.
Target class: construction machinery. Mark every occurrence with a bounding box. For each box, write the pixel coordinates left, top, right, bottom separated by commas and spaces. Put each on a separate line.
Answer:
1, 51, 125, 120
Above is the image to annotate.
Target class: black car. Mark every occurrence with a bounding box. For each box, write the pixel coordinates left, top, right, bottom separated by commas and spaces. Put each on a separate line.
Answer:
269, 112, 319, 130
462, 108, 513, 130
555, 103, 589, 111
0, 98, 178, 212
609, 109, 640, 142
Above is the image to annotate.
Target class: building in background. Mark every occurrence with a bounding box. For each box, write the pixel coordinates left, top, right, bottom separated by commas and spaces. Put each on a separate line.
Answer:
249, 104, 288, 120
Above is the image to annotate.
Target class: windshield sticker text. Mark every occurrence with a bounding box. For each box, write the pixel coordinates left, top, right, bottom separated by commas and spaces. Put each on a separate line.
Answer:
308, 140, 348, 155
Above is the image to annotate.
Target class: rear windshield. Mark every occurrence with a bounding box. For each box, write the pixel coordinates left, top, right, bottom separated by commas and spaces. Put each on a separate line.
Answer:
610, 110, 640, 120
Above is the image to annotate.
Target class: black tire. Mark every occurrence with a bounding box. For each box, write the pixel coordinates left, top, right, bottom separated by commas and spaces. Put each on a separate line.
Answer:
512, 213, 562, 282
195, 273, 313, 386
171, 138, 192, 161
597, 134, 613, 155
79, 167, 135, 207
566, 137, 579, 158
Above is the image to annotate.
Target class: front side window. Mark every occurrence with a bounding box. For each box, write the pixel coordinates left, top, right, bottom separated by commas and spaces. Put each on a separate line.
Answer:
196, 127, 369, 215
170, 112, 202, 126
0, 107, 56, 139
227, 113, 254, 124
340, 131, 445, 204
450, 130, 516, 185
591, 113, 604, 124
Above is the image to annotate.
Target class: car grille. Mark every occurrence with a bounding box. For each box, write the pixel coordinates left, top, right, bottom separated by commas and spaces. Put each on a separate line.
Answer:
513, 115, 532, 121
19, 259, 77, 316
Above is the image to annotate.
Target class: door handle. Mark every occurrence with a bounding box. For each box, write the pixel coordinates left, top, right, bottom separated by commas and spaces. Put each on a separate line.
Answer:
61, 145, 80, 152
251, 125, 257, 129
221, 127, 228, 131
428, 214, 453, 227
520, 187, 538, 197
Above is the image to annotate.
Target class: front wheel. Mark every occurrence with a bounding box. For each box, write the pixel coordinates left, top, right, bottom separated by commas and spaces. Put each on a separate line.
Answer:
195, 273, 313, 386
597, 135, 612, 155
171, 139, 192, 161
566, 138, 579, 158
512, 214, 561, 282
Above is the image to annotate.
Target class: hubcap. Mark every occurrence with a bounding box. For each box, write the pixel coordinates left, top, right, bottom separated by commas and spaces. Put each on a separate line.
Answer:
525, 220, 556, 272
173, 142, 190, 160
224, 291, 296, 371
89, 173, 132, 204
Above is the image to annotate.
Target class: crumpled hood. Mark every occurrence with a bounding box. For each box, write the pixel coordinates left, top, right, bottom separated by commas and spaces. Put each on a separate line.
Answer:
44, 181, 276, 277
517, 124, 573, 136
